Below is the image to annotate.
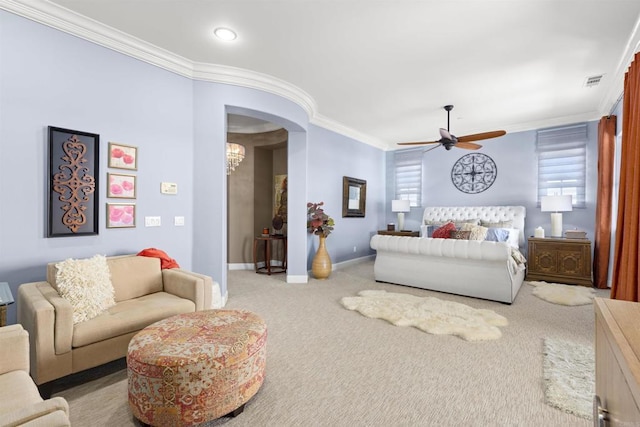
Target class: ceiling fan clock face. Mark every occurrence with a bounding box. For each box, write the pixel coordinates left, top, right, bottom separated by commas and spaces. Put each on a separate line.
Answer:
451, 153, 497, 194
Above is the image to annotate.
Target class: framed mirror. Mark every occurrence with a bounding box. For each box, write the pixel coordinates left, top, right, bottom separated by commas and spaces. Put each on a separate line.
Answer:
342, 176, 366, 217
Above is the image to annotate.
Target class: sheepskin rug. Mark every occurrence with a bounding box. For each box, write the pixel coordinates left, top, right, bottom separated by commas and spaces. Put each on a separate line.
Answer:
543, 338, 594, 419
340, 290, 508, 341
527, 281, 595, 306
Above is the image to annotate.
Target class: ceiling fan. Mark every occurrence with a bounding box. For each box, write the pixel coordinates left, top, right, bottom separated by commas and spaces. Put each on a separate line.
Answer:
398, 105, 506, 152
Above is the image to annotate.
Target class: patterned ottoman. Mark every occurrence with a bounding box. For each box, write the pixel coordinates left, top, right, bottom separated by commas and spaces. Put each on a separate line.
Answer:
127, 310, 267, 426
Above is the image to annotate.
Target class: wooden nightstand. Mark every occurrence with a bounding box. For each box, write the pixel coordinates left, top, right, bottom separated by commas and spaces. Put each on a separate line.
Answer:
377, 230, 419, 237
526, 237, 592, 286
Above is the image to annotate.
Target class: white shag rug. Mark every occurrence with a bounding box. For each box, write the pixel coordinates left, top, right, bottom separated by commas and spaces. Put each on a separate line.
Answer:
340, 290, 508, 341
527, 281, 596, 306
543, 338, 594, 419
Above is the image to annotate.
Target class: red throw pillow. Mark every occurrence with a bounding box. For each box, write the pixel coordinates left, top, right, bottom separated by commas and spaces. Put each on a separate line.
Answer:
432, 222, 456, 239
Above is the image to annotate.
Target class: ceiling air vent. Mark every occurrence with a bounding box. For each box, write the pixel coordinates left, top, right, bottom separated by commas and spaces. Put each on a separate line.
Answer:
584, 75, 603, 87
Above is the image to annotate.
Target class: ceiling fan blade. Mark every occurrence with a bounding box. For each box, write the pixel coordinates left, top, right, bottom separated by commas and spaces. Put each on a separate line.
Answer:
455, 141, 482, 150
423, 143, 443, 154
397, 140, 441, 146
456, 130, 506, 142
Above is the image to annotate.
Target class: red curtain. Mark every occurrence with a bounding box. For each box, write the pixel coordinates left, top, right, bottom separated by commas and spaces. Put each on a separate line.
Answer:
593, 116, 616, 289
611, 52, 640, 301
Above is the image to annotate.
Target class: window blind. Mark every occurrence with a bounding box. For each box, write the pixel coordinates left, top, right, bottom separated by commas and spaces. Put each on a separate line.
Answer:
394, 149, 422, 207
536, 123, 587, 208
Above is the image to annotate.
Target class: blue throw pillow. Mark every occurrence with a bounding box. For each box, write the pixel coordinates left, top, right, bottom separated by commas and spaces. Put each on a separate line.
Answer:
424, 224, 437, 237
485, 227, 510, 242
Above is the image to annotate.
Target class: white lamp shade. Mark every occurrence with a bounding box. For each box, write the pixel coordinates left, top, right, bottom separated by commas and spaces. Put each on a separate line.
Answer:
391, 199, 411, 213
541, 195, 573, 212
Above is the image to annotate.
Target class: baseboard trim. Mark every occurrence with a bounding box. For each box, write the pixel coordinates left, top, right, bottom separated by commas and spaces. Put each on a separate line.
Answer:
304, 254, 375, 277
287, 275, 308, 284
228, 254, 374, 285
228, 263, 254, 270
333, 255, 375, 270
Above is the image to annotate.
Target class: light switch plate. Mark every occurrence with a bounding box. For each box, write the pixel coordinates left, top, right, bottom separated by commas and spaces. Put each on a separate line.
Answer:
144, 216, 161, 227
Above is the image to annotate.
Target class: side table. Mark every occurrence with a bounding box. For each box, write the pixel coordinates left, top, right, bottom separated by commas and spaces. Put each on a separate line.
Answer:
526, 237, 592, 286
253, 235, 287, 275
0, 282, 15, 326
377, 230, 420, 237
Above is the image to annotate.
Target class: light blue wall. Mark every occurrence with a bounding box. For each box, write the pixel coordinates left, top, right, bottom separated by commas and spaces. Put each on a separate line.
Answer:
0, 10, 388, 323
306, 124, 385, 264
0, 11, 194, 323
191, 83, 310, 287
387, 121, 599, 247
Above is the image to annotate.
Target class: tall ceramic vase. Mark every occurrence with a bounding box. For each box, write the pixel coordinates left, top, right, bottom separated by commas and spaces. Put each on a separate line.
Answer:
312, 235, 332, 279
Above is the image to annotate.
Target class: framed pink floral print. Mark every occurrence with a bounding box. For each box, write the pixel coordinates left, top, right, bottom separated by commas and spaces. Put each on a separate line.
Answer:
108, 142, 137, 170
107, 173, 136, 199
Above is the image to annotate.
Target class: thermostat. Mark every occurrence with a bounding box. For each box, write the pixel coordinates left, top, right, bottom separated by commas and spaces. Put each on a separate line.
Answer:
161, 182, 178, 195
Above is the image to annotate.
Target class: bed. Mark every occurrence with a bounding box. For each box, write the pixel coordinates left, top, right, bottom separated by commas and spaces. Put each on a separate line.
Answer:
369, 206, 527, 304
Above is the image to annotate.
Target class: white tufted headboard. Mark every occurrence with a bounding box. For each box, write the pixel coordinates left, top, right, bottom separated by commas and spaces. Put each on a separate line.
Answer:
422, 206, 526, 246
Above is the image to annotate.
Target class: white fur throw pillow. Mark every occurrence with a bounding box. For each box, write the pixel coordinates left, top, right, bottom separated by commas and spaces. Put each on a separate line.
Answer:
55, 255, 116, 324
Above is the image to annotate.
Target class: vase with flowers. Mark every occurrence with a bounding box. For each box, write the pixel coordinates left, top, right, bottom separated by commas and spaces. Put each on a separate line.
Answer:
307, 202, 335, 279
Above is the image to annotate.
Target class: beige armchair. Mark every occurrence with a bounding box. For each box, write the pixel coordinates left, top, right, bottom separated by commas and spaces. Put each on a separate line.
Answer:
0, 324, 70, 427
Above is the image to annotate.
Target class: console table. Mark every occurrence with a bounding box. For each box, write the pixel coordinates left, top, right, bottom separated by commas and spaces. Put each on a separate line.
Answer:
526, 237, 592, 286
253, 235, 287, 275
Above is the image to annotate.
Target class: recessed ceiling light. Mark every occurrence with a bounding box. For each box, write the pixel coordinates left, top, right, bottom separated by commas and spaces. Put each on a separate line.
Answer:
214, 27, 237, 41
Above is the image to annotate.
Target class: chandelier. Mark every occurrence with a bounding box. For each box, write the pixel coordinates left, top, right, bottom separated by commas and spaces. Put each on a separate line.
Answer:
226, 143, 245, 175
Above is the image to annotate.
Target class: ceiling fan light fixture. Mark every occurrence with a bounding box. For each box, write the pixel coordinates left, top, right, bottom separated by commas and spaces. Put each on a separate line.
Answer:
214, 27, 237, 41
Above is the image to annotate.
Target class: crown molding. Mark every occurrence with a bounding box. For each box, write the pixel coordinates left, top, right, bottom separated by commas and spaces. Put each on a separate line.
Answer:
1, 0, 389, 150
0, 0, 194, 76
503, 111, 602, 135
311, 114, 390, 150
191, 62, 316, 118
599, 13, 640, 115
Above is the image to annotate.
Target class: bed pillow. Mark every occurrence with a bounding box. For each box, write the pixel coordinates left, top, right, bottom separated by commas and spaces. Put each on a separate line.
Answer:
485, 227, 511, 243
505, 228, 520, 248
425, 218, 480, 228
480, 220, 514, 228
432, 222, 456, 239
450, 230, 471, 240
461, 223, 489, 241
55, 255, 116, 324
423, 224, 438, 238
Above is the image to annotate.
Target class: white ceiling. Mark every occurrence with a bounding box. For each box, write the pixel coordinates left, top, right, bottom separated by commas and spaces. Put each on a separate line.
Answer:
8, 1, 640, 150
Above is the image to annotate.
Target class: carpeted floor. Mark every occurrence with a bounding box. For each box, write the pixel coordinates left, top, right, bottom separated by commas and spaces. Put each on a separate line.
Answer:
54, 260, 610, 426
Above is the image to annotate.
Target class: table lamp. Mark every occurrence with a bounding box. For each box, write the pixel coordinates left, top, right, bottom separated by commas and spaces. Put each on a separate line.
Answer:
391, 199, 411, 231
541, 195, 573, 237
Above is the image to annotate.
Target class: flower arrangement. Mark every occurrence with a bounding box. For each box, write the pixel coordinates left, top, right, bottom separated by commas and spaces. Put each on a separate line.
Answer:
307, 202, 335, 237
